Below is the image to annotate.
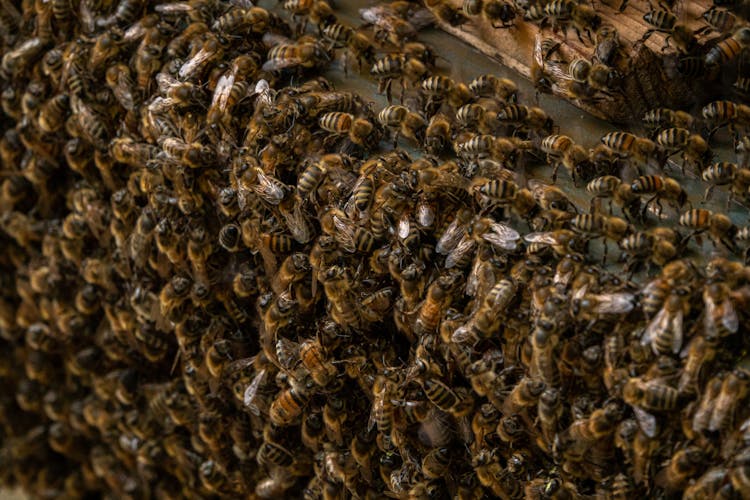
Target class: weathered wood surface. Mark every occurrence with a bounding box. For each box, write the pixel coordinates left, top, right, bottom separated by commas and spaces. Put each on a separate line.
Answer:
429, 0, 716, 124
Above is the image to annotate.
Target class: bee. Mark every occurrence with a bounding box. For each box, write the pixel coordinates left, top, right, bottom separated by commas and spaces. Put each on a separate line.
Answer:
657, 446, 707, 491
702, 100, 750, 137
624, 377, 680, 414
420, 75, 472, 112
701, 162, 738, 201
299, 338, 337, 387
707, 368, 750, 432
269, 378, 311, 427
321, 23, 375, 75
378, 105, 427, 146
263, 40, 331, 72
630, 175, 688, 218
640, 9, 697, 54
706, 26, 750, 67
370, 55, 428, 103
37, 94, 70, 134
683, 467, 729, 499
569, 213, 630, 260
496, 104, 553, 133
424, 114, 452, 155
453, 279, 517, 344
463, 0, 516, 28
679, 209, 737, 251
318, 112, 380, 149
602, 132, 661, 169
360, 3, 421, 46
643, 108, 695, 134
655, 128, 711, 173
541, 134, 594, 184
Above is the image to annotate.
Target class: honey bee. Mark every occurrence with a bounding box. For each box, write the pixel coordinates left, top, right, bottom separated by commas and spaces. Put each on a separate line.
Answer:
702, 100, 750, 137
640, 9, 697, 54
656, 446, 707, 491
701, 161, 738, 201
706, 26, 750, 67
601, 132, 661, 170
269, 376, 312, 427
424, 114, 452, 155
300, 338, 337, 387
263, 40, 331, 73
708, 367, 750, 432
643, 108, 695, 134
542, 134, 595, 184
378, 105, 427, 146
655, 127, 711, 173
630, 175, 688, 218
321, 23, 375, 74
370, 55, 428, 103
463, 0, 516, 28
360, 3, 422, 46
420, 75, 471, 113
679, 209, 737, 251
319, 112, 380, 149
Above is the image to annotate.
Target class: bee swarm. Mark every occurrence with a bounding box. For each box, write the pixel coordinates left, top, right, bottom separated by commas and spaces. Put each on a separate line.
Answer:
2, 0, 750, 499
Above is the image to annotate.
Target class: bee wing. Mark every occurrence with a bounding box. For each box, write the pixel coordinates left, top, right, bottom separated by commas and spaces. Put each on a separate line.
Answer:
445, 234, 476, 269
436, 217, 464, 255
156, 72, 180, 95
721, 298, 739, 334
210, 72, 235, 115
252, 79, 276, 109
451, 325, 473, 344
275, 337, 300, 372
632, 406, 658, 438
262, 57, 303, 72
179, 46, 213, 80
591, 293, 636, 314
524, 231, 558, 245
155, 2, 195, 13
252, 168, 286, 205
243, 368, 267, 415
416, 199, 435, 228
642, 306, 668, 352
397, 214, 411, 240
332, 214, 356, 253
279, 200, 313, 244
482, 221, 520, 250
670, 309, 684, 354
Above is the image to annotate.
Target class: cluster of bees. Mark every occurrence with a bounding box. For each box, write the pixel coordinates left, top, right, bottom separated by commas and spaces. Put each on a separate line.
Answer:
3, 0, 750, 498
424, 0, 750, 119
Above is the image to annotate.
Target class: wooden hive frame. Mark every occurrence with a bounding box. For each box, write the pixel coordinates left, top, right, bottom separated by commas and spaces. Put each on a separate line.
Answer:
429, 0, 718, 124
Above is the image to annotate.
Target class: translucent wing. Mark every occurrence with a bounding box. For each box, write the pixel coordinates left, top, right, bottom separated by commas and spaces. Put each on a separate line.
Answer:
179, 45, 215, 80
210, 72, 235, 115
436, 216, 465, 255
591, 293, 636, 314
244, 368, 266, 415
398, 214, 411, 240
332, 214, 356, 253
445, 234, 475, 269
632, 405, 658, 438
524, 231, 559, 245
482, 221, 520, 250
642, 306, 667, 352
252, 168, 287, 205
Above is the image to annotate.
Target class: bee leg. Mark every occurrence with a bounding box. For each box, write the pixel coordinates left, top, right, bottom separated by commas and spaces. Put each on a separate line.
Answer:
702, 185, 714, 203
551, 162, 560, 183
399, 78, 406, 104
385, 80, 393, 104
618, 0, 628, 12
601, 239, 609, 265
744, 246, 750, 265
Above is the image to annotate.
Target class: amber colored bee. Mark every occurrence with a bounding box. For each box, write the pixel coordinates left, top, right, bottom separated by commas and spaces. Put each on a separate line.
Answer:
702, 99, 750, 137
678, 208, 737, 251
370, 54, 428, 103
